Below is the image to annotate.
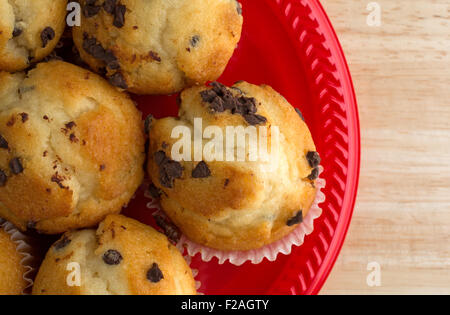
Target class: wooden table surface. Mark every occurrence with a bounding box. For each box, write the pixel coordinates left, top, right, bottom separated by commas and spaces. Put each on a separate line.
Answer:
318, 0, 450, 294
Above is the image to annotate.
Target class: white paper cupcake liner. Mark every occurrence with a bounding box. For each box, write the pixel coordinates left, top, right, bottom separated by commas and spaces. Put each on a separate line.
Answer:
182, 255, 204, 295
0, 219, 35, 294
145, 166, 325, 266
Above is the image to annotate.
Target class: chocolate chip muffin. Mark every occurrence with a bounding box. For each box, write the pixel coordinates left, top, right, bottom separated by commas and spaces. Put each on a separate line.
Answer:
0, 0, 68, 72
0, 227, 27, 295
32, 215, 197, 295
0, 61, 145, 234
72, 0, 243, 95
147, 81, 320, 251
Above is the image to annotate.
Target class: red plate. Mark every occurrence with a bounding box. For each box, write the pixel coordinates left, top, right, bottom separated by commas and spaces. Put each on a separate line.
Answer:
125, 0, 360, 295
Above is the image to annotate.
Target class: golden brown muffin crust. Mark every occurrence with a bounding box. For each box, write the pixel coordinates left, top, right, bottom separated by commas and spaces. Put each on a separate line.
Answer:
33, 215, 197, 295
0, 61, 145, 234
0, 0, 68, 72
72, 0, 243, 94
147, 82, 319, 251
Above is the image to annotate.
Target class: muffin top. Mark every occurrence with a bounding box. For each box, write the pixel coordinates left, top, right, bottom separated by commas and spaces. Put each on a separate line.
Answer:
147, 81, 320, 251
0, 61, 145, 234
0, 0, 68, 72
33, 215, 197, 295
0, 228, 27, 295
72, 0, 243, 94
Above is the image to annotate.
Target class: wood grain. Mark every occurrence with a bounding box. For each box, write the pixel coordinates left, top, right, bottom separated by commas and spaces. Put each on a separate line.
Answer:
319, 0, 450, 294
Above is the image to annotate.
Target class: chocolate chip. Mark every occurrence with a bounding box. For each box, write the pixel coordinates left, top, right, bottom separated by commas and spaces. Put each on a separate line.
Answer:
103, 249, 123, 265
192, 161, 211, 178
83, 3, 101, 17
51, 173, 68, 189
108, 72, 128, 89
41, 27, 55, 48
200, 82, 267, 125
9, 158, 23, 175
6, 116, 15, 127
82, 33, 119, 69
295, 108, 305, 121
306, 151, 321, 168
307, 167, 319, 180
153, 214, 180, 244
160, 162, 183, 188
12, 27, 22, 37
149, 51, 161, 62
102, 49, 119, 66
244, 114, 267, 126
154, 151, 166, 166
236, 96, 257, 114
0, 135, 8, 149
103, 0, 117, 14
104, 50, 119, 67
100, 164, 106, 171
69, 133, 78, 143
113, 4, 126, 28
164, 161, 183, 179
104, 52, 118, 68
287, 211, 303, 226
154, 151, 183, 188
146, 263, 163, 283
203, 94, 224, 112
190, 35, 200, 47
20, 113, 28, 123
201, 83, 233, 112
148, 183, 161, 199
54, 236, 71, 250
107, 60, 120, 70
0, 170, 7, 187
65, 121, 76, 129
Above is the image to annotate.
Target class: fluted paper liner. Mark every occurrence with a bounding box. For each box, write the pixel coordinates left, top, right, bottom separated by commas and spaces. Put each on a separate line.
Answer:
145, 166, 325, 266
0, 219, 35, 294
